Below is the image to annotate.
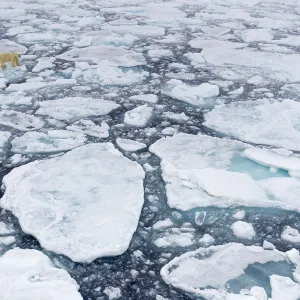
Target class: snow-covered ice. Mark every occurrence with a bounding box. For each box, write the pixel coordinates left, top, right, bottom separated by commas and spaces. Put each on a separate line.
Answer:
1, 143, 145, 262
11, 130, 87, 154
103, 286, 122, 300
116, 138, 146, 152
0, 110, 44, 131
270, 275, 300, 300
124, 104, 153, 127
36, 97, 119, 121
0, 248, 82, 300
204, 99, 300, 151
129, 94, 158, 104
161, 243, 291, 299
162, 79, 219, 107
150, 133, 300, 211
0, 39, 27, 53
58, 45, 146, 66
281, 226, 300, 244
67, 120, 110, 138
231, 221, 256, 240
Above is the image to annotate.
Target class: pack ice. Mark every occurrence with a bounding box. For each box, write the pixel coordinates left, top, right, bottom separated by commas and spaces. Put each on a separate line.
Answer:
149, 133, 300, 211
0, 143, 145, 262
36, 97, 119, 121
161, 243, 300, 300
204, 99, 300, 151
0, 248, 82, 300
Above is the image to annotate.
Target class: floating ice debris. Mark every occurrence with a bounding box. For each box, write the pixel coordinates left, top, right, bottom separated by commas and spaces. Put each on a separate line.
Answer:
243, 148, 300, 173
270, 275, 300, 300
129, 94, 158, 104
231, 221, 256, 240
124, 104, 153, 127
0, 131, 11, 154
281, 226, 300, 244
0, 92, 32, 106
1, 143, 145, 262
154, 232, 194, 248
67, 120, 110, 138
0, 221, 14, 235
6, 79, 76, 92
116, 138, 146, 152
162, 112, 189, 122
103, 286, 122, 300
0, 236, 15, 245
161, 243, 291, 299
150, 133, 300, 211
0, 248, 82, 300
238, 28, 274, 43
36, 97, 119, 121
11, 130, 87, 154
233, 210, 246, 220
162, 79, 219, 107
204, 99, 300, 151
148, 48, 173, 59
199, 234, 215, 246
153, 218, 173, 230
228, 86, 244, 96
72, 61, 149, 86
58, 45, 146, 66
102, 24, 165, 37
0, 110, 44, 131
32, 57, 55, 73
0, 39, 27, 53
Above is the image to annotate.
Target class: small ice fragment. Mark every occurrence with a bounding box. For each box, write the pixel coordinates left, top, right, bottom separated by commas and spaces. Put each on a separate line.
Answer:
231, 221, 256, 239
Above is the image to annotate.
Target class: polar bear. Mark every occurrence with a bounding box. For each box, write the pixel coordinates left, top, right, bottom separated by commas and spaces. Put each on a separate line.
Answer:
0, 52, 21, 69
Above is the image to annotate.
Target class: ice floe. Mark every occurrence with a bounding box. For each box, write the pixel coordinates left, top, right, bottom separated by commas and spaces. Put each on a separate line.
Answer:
67, 119, 110, 138
161, 243, 295, 300
0, 92, 32, 106
129, 94, 158, 104
11, 130, 87, 154
36, 97, 119, 121
116, 138, 146, 152
231, 221, 256, 240
150, 133, 300, 211
0, 39, 27, 53
281, 226, 300, 244
204, 99, 300, 151
72, 61, 149, 86
102, 24, 165, 37
124, 104, 153, 127
0, 248, 82, 300
0, 110, 44, 131
162, 79, 219, 107
58, 45, 146, 66
1, 143, 145, 262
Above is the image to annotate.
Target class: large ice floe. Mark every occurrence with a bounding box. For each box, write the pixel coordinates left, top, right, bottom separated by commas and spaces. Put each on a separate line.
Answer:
161, 243, 300, 300
11, 130, 87, 154
0, 143, 145, 262
0, 248, 82, 300
57, 45, 146, 66
36, 97, 119, 121
150, 133, 300, 211
204, 99, 300, 151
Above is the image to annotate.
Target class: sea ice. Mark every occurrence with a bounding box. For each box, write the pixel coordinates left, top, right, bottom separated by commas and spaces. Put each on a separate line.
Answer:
150, 133, 300, 211
162, 79, 219, 107
36, 97, 119, 121
6, 79, 76, 92
162, 112, 189, 122
67, 119, 110, 138
32, 57, 55, 73
238, 28, 274, 42
153, 218, 173, 230
0, 39, 27, 53
243, 148, 300, 172
281, 226, 300, 244
103, 286, 122, 300
0, 236, 15, 246
0, 221, 14, 235
11, 130, 87, 154
0, 110, 44, 131
116, 138, 147, 152
124, 104, 153, 127
270, 275, 300, 300
0, 248, 82, 300
102, 24, 165, 37
204, 99, 300, 151
72, 61, 148, 86
154, 232, 194, 248
1, 143, 145, 262
129, 94, 158, 104
0, 92, 32, 106
231, 221, 256, 240
0, 131, 11, 154
161, 243, 289, 299
199, 234, 215, 246
58, 45, 146, 66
